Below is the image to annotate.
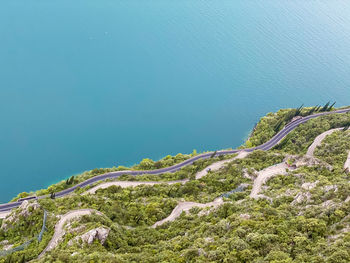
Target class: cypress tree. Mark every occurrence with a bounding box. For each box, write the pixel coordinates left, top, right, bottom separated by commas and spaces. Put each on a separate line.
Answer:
295, 104, 304, 116
69, 176, 75, 184
321, 101, 330, 112
274, 120, 283, 132
327, 102, 336, 111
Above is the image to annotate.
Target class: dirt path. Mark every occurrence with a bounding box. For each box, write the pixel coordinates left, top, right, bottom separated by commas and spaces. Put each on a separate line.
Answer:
84, 151, 250, 195
38, 209, 102, 259
84, 180, 188, 195
83, 152, 249, 228
0, 211, 10, 219
345, 151, 350, 171
195, 151, 249, 179
306, 128, 343, 157
250, 163, 288, 199
152, 198, 223, 228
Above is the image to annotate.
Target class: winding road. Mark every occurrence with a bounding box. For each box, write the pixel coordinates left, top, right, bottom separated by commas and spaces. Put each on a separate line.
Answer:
152, 198, 224, 228
83, 151, 249, 195
306, 127, 344, 156
38, 209, 102, 259
250, 163, 288, 200
1, 108, 349, 214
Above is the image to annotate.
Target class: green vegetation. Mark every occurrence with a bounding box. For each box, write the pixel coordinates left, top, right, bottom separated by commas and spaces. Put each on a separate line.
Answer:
10, 152, 199, 202
274, 112, 350, 154
247, 102, 339, 148
1, 106, 350, 262
0, 206, 55, 262
134, 152, 195, 170
314, 129, 350, 169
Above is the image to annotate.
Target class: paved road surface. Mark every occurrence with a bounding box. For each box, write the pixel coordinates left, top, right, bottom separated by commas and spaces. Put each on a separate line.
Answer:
1, 108, 349, 213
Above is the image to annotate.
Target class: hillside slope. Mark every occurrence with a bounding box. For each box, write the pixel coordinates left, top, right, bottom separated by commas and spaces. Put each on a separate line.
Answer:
1, 108, 350, 263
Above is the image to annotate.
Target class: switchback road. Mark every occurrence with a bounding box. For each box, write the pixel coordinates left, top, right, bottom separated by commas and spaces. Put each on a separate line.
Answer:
1, 107, 349, 213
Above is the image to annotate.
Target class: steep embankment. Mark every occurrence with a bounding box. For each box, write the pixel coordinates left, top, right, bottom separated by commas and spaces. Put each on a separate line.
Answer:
306, 128, 343, 156
84, 180, 188, 195
152, 198, 224, 228
195, 151, 249, 179
250, 163, 288, 200
84, 151, 249, 195
38, 209, 102, 259
0, 212, 10, 220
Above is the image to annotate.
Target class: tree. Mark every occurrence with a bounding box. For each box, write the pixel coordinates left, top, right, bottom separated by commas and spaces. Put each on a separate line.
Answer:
321, 101, 330, 112
246, 140, 253, 148
295, 104, 304, 116
154, 161, 163, 169
327, 101, 336, 111
327, 249, 350, 263
65, 175, 75, 185
139, 158, 155, 170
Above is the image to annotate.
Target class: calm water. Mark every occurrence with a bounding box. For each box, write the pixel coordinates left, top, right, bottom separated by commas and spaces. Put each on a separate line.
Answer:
0, 0, 349, 202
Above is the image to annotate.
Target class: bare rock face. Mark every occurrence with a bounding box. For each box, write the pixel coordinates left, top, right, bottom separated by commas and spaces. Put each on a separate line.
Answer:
68, 227, 110, 246
204, 237, 214, 243
1, 200, 40, 230
324, 185, 338, 193
0, 240, 9, 246
321, 200, 335, 208
239, 214, 251, 220
291, 192, 311, 205
19, 200, 40, 217
242, 168, 256, 180
288, 155, 333, 171
2, 244, 14, 251
301, 181, 319, 190
0, 240, 13, 251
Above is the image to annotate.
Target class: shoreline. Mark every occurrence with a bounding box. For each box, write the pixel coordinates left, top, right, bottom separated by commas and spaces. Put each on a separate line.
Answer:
1, 106, 349, 208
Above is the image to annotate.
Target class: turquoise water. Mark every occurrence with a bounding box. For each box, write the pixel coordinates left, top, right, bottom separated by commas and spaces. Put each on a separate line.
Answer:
0, 1, 349, 202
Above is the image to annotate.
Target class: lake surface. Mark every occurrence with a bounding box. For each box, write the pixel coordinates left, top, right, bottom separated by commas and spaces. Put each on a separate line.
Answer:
0, 0, 349, 202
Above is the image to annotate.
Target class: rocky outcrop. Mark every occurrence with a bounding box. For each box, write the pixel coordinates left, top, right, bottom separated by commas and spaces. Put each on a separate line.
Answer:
68, 227, 110, 246
301, 181, 319, 190
291, 192, 312, 205
239, 214, 251, 220
0, 212, 10, 220
292, 155, 333, 171
1, 200, 40, 230
0, 240, 13, 251
38, 209, 104, 259
324, 185, 338, 193
321, 200, 335, 209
